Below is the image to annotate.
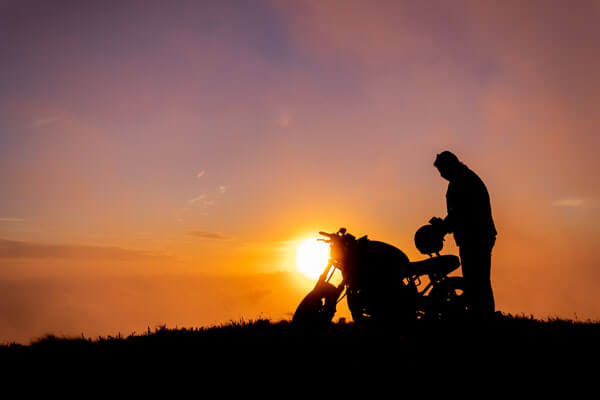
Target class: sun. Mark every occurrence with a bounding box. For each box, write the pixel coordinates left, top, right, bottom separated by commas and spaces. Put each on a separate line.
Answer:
296, 238, 330, 280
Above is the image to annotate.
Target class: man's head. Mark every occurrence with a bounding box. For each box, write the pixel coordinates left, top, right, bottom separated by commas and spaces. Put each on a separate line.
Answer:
434, 151, 461, 181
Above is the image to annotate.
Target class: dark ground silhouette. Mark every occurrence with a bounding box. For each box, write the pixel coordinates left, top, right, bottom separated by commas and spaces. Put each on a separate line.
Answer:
3, 313, 599, 375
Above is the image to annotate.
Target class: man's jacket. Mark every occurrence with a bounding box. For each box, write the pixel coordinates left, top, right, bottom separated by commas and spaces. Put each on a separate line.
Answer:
445, 164, 497, 248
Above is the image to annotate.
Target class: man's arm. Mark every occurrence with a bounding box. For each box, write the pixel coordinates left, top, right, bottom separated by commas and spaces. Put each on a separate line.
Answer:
442, 203, 457, 233
429, 215, 452, 234
429, 181, 456, 234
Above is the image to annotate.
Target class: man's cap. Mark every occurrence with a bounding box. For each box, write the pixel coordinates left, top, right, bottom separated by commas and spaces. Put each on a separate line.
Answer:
434, 151, 459, 168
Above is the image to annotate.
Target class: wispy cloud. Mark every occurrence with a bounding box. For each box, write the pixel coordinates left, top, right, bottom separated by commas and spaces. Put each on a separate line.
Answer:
0, 218, 24, 222
197, 170, 205, 178
219, 185, 227, 194
0, 238, 166, 260
553, 198, 584, 207
189, 194, 215, 208
187, 231, 230, 240
29, 117, 59, 128
189, 194, 207, 204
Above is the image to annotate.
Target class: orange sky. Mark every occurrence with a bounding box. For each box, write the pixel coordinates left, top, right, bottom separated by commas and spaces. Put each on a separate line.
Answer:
1, 0, 600, 343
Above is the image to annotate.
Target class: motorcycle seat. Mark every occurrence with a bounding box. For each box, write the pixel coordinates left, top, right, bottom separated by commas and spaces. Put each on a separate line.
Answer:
406, 255, 460, 276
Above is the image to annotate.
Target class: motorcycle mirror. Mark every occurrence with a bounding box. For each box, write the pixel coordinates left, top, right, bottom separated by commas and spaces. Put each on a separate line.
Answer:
338, 227, 346, 235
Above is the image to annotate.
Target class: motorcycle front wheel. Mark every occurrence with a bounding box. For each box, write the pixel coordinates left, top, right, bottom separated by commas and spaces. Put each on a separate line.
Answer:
292, 282, 337, 327
426, 276, 470, 320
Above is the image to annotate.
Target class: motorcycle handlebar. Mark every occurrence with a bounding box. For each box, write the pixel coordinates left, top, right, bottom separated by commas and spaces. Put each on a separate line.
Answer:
318, 231, 335, 238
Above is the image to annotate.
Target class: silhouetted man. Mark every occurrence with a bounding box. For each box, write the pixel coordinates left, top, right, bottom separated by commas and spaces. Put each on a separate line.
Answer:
430, 151, 497, 318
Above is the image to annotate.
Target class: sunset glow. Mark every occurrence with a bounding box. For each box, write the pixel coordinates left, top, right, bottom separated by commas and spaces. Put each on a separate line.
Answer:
1, 1, 600, 344
296, 238, 331, 280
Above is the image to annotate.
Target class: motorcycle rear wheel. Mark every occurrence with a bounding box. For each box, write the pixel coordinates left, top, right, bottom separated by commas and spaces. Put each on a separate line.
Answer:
426, 276, 470, 320
347, 286, 416, 328
346, 288, 375, 325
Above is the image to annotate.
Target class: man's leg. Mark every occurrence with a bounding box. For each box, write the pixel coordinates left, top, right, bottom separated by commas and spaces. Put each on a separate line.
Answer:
459, 241, 495, 317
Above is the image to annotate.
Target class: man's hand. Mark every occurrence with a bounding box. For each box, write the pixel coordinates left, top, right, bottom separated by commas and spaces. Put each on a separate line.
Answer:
429, 217, 445, 226
429, 216, 452, 234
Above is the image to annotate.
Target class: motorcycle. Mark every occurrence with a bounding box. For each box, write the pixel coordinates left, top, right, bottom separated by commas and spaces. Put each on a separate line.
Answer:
292, 225, 469, 327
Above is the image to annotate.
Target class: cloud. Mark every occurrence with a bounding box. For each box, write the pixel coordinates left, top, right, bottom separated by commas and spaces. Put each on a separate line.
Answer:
189, 194, 207, 204
219, 185, 227, 194
0, 271, 307, 343
553, 198, 584, 207
29, 117, 59, 128
0, 218, 24, 222
197, 170, 205, 178
187, 231, 230, 240
201, 199, 215, 207
189, 194, 215, 208
0, 238, 165, 260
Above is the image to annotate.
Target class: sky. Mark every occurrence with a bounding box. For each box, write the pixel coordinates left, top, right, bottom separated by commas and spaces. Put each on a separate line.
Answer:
1, 0, 600, 343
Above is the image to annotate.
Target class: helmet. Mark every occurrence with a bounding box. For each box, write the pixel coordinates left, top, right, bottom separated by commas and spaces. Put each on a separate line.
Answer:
414, 224, 445, 255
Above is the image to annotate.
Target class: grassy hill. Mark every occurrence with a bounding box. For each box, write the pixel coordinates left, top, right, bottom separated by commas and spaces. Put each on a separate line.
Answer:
3, 313, 599, 369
